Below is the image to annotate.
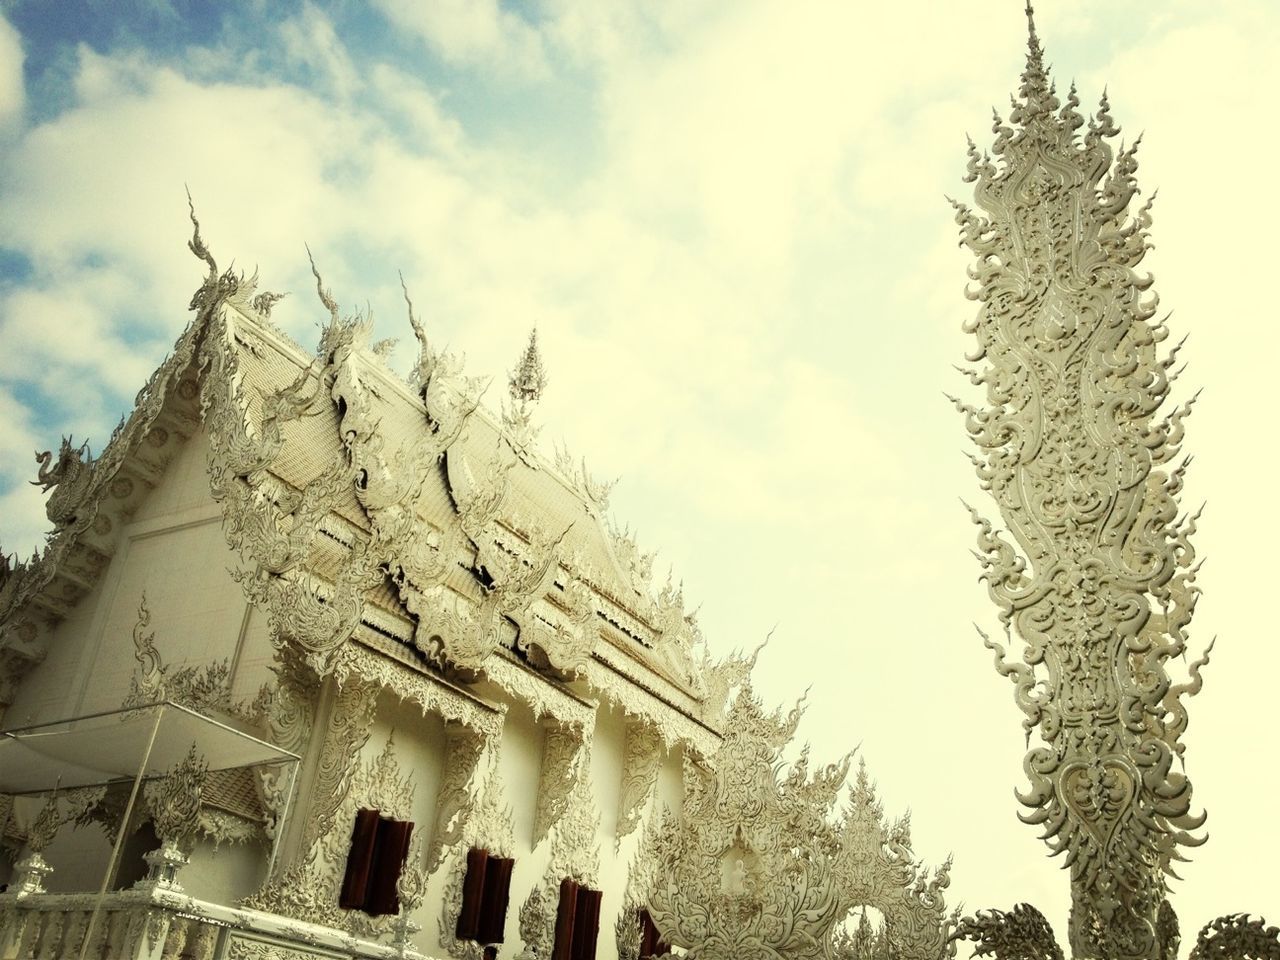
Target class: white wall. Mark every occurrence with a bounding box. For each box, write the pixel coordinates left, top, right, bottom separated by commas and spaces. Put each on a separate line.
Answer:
6, 430, 250, 727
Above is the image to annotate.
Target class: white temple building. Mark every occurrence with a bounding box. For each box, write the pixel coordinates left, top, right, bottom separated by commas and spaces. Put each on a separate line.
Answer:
0, 210, 759, 959
0, 211, 955, 960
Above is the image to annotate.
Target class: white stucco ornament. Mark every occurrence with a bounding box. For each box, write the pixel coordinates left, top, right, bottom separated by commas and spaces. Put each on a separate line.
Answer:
951, 6, 1280, 959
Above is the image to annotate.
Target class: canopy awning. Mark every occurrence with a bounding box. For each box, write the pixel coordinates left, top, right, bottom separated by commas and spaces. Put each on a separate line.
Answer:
0, 701, 298, 795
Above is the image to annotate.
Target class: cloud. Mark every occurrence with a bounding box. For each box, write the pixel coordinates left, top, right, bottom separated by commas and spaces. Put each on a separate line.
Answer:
371, 0, 550, 79
0, 386, 48, 557
0, 10, 24, 131
278, 3, 360, 102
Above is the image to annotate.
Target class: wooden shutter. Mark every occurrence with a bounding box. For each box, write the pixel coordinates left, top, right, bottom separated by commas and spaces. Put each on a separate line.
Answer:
571, 887, 602, 960
339, 808, 379, 909
457, 847, 490, 939
552, 878, 580, 960
644, 907, 671, 956
639, 909, 659, 957
477, 856, 514, 944
367, 819, 414, 916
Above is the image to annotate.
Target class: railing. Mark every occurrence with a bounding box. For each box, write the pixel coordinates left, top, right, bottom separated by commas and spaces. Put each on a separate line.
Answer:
0, 886, 433, 960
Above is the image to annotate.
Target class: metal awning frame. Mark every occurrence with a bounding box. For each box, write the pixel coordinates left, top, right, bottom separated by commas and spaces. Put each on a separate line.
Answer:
1, 700, 301, 960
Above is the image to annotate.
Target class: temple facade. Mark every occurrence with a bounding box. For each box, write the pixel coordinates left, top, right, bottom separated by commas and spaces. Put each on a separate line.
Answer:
0, 210, 758, 959
0, 207, 959, 960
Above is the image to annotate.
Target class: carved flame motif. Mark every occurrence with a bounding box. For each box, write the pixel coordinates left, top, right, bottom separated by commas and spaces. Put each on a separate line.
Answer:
644, 683, 848, 960
951, 903, 1065, 960
831, 761, 958, 960
949, 8, 1280, 960
1190, 915, 1280, 960
144, 744, 209, 848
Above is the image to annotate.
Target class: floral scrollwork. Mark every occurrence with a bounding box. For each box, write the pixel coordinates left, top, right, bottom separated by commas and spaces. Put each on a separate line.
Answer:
950, 903, 1065, 960
953, 10, 1209, 957
1190, 914, 1280, 960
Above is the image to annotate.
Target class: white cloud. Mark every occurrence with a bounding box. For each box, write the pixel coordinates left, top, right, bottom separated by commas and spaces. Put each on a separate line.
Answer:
372, 0, 550, 79
0, 386, 48, 558
278, 4, 360, 102
0, 10, 24, 131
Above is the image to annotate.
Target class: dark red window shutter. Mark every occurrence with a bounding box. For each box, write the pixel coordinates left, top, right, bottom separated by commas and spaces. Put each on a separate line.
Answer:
639, 909, 670, 957
571, 887, 602, 960
552, 878, 580, 960
457, 848, 490, 940
476, 856, 514, 943
639, 909, 655, 956
367, 819, 414, 916
339, 808, 379, 909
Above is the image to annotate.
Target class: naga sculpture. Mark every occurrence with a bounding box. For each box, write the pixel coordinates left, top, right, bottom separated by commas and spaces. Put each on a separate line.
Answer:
31, 437, 96, 529
951, 7, 1278, 959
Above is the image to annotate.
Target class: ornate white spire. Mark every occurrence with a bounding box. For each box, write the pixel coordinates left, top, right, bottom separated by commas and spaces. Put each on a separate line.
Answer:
503, 326, 547, 447
943, 8, 1280, 960
508, 326, 547, 405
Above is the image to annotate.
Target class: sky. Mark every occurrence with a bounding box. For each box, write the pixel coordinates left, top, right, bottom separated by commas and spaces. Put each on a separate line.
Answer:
1, 0, 1277, 952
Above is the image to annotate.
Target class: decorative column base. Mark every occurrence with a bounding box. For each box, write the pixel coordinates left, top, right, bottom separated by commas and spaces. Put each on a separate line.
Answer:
9, 850, 53, 897
134, 839, 189, 894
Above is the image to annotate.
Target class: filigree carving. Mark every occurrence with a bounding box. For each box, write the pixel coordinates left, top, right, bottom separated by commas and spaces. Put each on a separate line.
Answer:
427, 723, 488, 874
553, 442, 617, 514
7, 786, 110, 898
605, 520, 656, 598
695, 640, 764, 728
430, 515, 568, 679
1190, 914, 1280, 960
517, 557, 599, 680
403, 275, 486, 441
831, 760, 958, 960
330, 641, 504, 741
123, 593, 233, 712
484, 655, 591, 733
226, 937, 321, 960
951, 903, 1065, 960
518, 754, 601, 959
24, 790, 63, 855
139, 745, 208, 892
532, 723, 591, 847
145, 745, 208, 846
581, 657, 718, 758
197, 808, 260, 848
502, 327, 547, 449
32, 437, 96, 529
616, 815, 663, 960
644, 682, 848, 960
392, 830, 430, 950
953, 9, 1210, 957
438, 748, 516, 960
330, 733, 418, 940
616, 719, 661, 849
200, 258, 384, 679
242, 675, 376, 923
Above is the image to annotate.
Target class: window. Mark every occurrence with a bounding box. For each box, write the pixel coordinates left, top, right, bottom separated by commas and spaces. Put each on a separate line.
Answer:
553, 877, 603, 960
339, 808, 414, 916
456, 847, 515, 944
637, 909, 672, 958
